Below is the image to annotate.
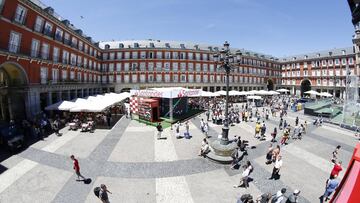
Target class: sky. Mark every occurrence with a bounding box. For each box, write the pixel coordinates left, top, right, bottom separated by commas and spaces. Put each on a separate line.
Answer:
41, 0, 355, 57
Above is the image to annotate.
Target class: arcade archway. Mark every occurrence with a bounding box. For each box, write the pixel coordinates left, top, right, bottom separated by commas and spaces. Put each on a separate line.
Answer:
0, 62, 28, 121
267, 79, 274, 90
300, 79, 311, 97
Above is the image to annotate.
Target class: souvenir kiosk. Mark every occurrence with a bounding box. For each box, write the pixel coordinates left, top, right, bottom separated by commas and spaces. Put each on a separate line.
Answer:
130, 87, 201, 123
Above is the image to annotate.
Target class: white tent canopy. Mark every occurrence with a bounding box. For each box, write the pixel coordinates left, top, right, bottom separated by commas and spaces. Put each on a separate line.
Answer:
215, 90, 227, 96
200, 91, 220, 97
45, 92, 130, 112
268, 90, 280, 95
276, 88, 290, 92
319, 92, 333, 97
304, 90, 320, 95
247, 95, 262, 100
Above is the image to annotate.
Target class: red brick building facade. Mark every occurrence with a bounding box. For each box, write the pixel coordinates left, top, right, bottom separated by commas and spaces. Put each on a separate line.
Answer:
0, 0, 355, 121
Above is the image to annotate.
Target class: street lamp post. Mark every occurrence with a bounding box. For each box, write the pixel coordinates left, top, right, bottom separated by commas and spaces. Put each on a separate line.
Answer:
207, 41, 242, 163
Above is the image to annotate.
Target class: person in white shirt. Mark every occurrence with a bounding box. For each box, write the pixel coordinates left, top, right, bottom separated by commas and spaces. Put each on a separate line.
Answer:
269, 155, 283, 180
272, 188, 286, 203
234, 163, 253, 188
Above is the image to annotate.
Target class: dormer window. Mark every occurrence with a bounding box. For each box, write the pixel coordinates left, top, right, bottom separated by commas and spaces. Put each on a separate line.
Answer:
304, 55, 308, 59
105, 44, 110, 50
342, 50, 346, 55
317, 53, 320, 57
150, 43, 155, 48
165, 43, 170, 48
208, 46, 213, 51
329, 51, 333, 56
134, 43, 139, 48
293, 57, 296, 61
180, 44, 185, 49
119, 43, 124, 48
194, 45, 199, 50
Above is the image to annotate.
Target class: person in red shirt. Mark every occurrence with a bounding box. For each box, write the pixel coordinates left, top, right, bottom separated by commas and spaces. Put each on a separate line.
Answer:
70, 155, 86, 181
330, 160, 342, 179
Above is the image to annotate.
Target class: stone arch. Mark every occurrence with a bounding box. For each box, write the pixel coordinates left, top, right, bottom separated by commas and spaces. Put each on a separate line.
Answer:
266, 79, 274, 90
0, 62, 29, 121
300, 79, 312, 97
0, 61, 29, 86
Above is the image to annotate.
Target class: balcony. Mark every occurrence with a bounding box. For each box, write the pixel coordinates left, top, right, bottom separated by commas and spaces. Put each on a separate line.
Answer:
8, 43, 20, 54
13, 13, 26, 25
43, 29, 53, 37
54, 34, 63, 42
63, 39, 71, 46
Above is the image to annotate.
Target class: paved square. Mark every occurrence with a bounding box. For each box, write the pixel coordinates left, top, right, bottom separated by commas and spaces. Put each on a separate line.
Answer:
0, 110, 358, 202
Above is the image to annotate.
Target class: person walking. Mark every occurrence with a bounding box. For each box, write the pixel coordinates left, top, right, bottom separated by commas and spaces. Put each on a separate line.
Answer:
271, 127, 277, 142
175, 121, 181, 139
285, 189, 300, 203
260, 122, 266, 140
156, 122, 163, 140
320, 175, 339, 202
256, 192, 272, 203
269, 155, 283, 180
331, 145, 341, 163
329, 161, 342, 179
99, 184, 112, 203
203, 122, 209, 138
265, 144, 273, 164
255, 122, 261, 138
184, 120, 190, 139
200, 118, 205, 133
70, 155, 86, 181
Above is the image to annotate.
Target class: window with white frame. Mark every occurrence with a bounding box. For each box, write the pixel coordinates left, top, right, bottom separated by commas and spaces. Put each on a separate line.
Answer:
156, 62, 162, 71
78, 41, 83, 51
124, 63, 129, 71
132, 51, 138, 59
164, 62, 170, 71
349, 58, 354, 65
14, 4, 27, 24
210, 75, 215, 82
70, 53, 77, 65
188, 74, 194, 82
195, 63, 201, 72
203, 75, 208, 83
156, 74, 162, 82
322, 60, 326, 66
164, 74, 170, 82
84, 44, 88, 54
323, 79, 327, 85
304, 62, 308, 68
202, 53, 208, 61
140, 62, 146, 71
148, 62, 154, 71
140, 74, 145, 83
62, 51, 69, 64
43, 22, 53, 36
132, 74, 137, 83
40, 67, 48, 84
77, 55, 82, 67
83, 58, 88, 68
172, 62, 178, 71
140, 51, 146, 59
341, 58, 347, 65
165, 52, 171, 59
316, 70, 321, 76
196, 75, 201, 83
317, 79, 321, 85
30, 39, 40, 57
148, 52, 154, 59
116, 63, 121, 71
195, 53, 201, 60
172, 52, 178, 59
102, 53, 108, 60
124, 52, 130, 59
334, 59, 339, 65
188, 63, 194, 71
328, 59, 333, 66
216, 75, 221, 83
109, 63, 114, 72
131, 63, 138, 71
188, 52, 193, 60
148, 74, 154, 82
102, 75, 107, 84
180, 74, 186, 82
124, 75, 129, 83
304, 70, 308, 76
116, 75, 121, 83
117, 52, 122, 59
203, 64, 208, 72
156, 52, 162, 59
41, 43, 50, 60
329, 70, 333, 76
180, 63, 186, 71
322, 69, 327, 76
34, 16, 44, 32
336, 69, 340, 76
180, 52, 186, 59
8, 31, 21, 53
62, 70, 67, 80
109, 52, 115, 60
51, 69, 59, 83
209, 64, 214, 72
53, 47, 59, 62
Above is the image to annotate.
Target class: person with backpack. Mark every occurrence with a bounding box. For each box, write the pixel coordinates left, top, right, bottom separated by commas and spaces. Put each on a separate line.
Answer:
94, 184, 112, 203
271, 188, 286, 203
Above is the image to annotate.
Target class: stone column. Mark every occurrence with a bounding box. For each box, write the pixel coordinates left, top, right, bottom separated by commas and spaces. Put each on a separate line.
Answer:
81, 89, 84, 98
25, 90, 41, 119
57, 91, 62, 101
67, 90, 71, 100
47, 92, 53, 106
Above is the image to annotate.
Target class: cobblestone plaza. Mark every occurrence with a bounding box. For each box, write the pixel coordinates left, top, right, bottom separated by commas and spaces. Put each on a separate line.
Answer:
0, 109, 358, 202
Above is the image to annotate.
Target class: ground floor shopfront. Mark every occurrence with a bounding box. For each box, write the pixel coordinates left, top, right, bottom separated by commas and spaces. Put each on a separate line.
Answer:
279, 84, 350, 98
